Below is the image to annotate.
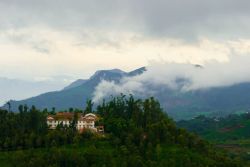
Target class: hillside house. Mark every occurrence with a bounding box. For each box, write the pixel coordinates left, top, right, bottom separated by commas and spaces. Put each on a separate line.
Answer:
47, 112, 104, 133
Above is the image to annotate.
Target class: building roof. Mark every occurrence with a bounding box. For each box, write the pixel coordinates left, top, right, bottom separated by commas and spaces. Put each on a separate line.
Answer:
47, 112, 98, 121
47, 116, 54, 120
85, 113, 96, 117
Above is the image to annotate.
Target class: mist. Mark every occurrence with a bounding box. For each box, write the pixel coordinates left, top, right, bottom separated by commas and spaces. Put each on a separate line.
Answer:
93, 54, 250, 102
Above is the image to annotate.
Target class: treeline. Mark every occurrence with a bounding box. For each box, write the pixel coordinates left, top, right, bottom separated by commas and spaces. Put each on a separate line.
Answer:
0, 96, 243, 167
0, 105, 48, 150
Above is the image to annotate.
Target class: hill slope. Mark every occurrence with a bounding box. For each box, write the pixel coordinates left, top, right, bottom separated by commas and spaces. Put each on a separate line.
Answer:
0, 97, 243, 166
177, 113, 250, 163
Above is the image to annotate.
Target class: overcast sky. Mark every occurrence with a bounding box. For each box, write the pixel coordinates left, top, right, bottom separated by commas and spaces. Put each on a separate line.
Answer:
1, 0, 250, 81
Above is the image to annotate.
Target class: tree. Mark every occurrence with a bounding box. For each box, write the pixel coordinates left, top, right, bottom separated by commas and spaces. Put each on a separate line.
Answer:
51, 107, 56, 115
18, 105, 24, 113
70, 112, 78, 132
84, 99, 93, 114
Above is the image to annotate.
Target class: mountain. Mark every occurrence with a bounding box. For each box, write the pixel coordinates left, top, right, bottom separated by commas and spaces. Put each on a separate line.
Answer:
2, 67, 146, 112
127, 67, 146, 76
3, 66, 250, 120
155, 83, 250, 120
63, 79, 87, 90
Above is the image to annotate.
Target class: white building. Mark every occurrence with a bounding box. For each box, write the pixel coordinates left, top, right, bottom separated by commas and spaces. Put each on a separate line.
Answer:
47, 112, 104, 133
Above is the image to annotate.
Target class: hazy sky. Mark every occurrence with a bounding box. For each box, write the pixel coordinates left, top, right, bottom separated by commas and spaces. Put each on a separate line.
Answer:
1, 0, 250, 81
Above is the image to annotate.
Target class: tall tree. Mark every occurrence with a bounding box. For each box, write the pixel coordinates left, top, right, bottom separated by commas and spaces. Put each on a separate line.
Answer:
84, 99, 94, 114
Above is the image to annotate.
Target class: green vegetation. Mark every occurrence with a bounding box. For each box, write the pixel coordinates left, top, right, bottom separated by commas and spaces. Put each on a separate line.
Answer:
0, 96, 244, 166
177, 113, 250, 165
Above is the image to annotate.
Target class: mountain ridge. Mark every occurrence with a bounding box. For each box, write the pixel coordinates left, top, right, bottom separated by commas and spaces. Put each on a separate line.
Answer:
3, 66, 250, 120
2, 67, 146, 112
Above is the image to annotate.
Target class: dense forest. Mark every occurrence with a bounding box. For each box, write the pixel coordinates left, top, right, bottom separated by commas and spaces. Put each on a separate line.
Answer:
0, 96, 244, 167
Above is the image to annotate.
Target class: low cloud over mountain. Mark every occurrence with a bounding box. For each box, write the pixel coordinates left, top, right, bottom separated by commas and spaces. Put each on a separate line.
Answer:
93, 55, 250, 102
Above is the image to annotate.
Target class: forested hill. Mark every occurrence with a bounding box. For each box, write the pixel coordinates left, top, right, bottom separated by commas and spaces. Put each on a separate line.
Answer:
0, 96, 243, 167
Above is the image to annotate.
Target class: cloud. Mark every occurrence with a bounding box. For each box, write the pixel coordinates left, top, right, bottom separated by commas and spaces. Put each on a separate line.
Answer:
1, 0, 250, 82
2, 0, 250, 104
0, 28, 52, 54
1, 0, 250, 40
93, 51, 250, 103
